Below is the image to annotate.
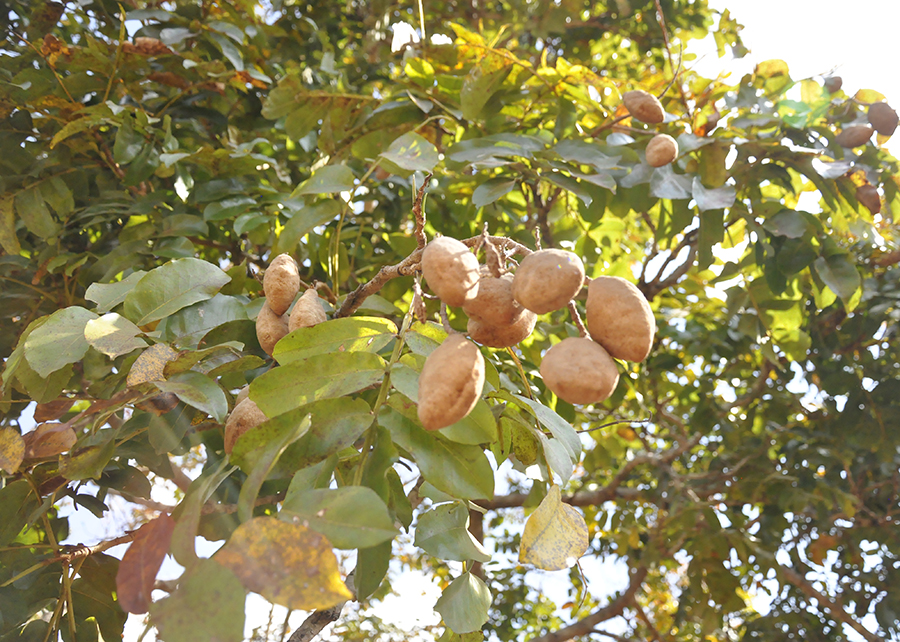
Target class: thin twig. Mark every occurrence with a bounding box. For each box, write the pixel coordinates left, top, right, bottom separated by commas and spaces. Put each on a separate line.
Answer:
412, 174, 431, 249
567, 301, 589, 338
287, 572, 355, 642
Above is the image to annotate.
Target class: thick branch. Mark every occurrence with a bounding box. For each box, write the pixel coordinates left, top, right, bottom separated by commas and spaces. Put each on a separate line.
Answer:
528, 567, 648, 642
780, 565, 881, 642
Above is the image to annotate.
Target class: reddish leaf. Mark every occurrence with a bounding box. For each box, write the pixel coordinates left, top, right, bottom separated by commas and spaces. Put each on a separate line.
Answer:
22, 422, 77, 459
116, 514, 176, 614
33, 398, 75, 422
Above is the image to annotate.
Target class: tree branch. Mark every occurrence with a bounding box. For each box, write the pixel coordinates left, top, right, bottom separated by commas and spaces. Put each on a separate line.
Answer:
286, 571, 355, 642
528, 567, 648, 642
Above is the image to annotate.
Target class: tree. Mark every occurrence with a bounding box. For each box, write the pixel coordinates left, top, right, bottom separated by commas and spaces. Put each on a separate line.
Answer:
1, 1, 898, 641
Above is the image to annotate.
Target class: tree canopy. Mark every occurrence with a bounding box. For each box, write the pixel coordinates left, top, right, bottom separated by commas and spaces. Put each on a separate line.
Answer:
1, 1, 898, 641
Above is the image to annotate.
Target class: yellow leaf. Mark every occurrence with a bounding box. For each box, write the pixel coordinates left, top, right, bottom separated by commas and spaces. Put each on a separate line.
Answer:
0, 427, 25, 473
518, 485, 588, 571
215, 516, 353, 610
127, 344, 178, 387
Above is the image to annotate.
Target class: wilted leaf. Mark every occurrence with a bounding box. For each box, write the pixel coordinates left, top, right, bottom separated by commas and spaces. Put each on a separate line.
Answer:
380, 132, 439, 172
519, 485, 589, 570
415, 502, 490, 562
23, 422, 77, 458
127, 344, 179, 387
123, 258, 231, 326
116, 515, 176, 614
281, 486, 397, 549
84, 313, 147, 358
215, 516, 353, 610
23, 306, 97, 378
151, 559, 245, 642
0, 427, 25, 473
434, 572, 491, 634
274, 316, 397, 364
33, 398, 74, 422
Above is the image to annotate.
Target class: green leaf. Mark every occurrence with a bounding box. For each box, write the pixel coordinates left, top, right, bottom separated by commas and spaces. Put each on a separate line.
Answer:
203, 196, 255, 222
15, 186, 59, 238
692, 177, 736, 212
763, 210, 810, 239
113, 113, 142, 164
0, 194, 20, 254
274, 316, 397, 363
150, 560, 245, 642
85, 272, 147, 313
293, 165, 355, 196
123, 258, 231, 326
354, 540, 392, 602
472, 178, 516, 208
281, 486, 397, 549
511, 394, 581, 462
59, 439, 116, 480
439, 400, 498, 445
380, 132, 440, 172
170, 459, 234, 568
209, 32, 244, 71
0, 480, 39, 546
24, 306, 97, 377
250, 352, 386, 417
414, 502, 490, 562
274, 200, 341, 255
460, 56, 512, 121
41, 177, 74, 217
814, 254, 861, 309
154, 372, 228, 423
434, 573, 492, 634
542, 173, 592, 206
649, 165, 693, 200
380, 398, 494, 500
84, 313, 147, 358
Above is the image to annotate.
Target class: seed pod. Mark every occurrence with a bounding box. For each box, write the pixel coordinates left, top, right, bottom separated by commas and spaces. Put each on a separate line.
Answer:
856, 184, 881, 214
824, 76, 842, 93
235, 385, 250, 406
868, 102, 899, 137
623, 90, 665, 124
224, 398, 268, 454
835, 125, 874, 148
511, 423, 539, 466
540, 337, 619, 405
586, 276, 655, 362
263, 254, 300, 316
421, 237, 480, 307
256, 301, 289, 356
512, 249, 585, 314
463, 272, 524, 326
417, 334, 485, 431
467, 309, 537, 348
288, 288, 327, 332
645, 134, 678, 167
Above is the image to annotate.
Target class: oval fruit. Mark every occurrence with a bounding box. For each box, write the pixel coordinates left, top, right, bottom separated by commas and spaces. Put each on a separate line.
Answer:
645, 134, 678, 167
255, 301, 289, 356
224, 398, 268, 454
824, 76, 842, 93
421, 237, 480, 307
835, 125, 874, 148
623, 90, 665, 124
512, 249, 585, 314
417, 334, 485, 431
263, 254, 300, 316
868, 102, 898, 137
856, 184, 881, 214
540, 337, 619, 404
586, 276, 656, 362
288, 288, 327, 332
235, 385, 250, 406
467, 309, 537, 348
463, 272, 523, 326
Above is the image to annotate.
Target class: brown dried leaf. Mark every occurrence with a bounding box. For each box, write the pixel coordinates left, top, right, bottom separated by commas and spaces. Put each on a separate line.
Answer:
215, 516, 352, 610
127, 344, 179, 387
116, 514, 176, 614
0, 427, 25, 474
122, 37, 173, 57
34, 398, 75, 422
23, 423, 77, 459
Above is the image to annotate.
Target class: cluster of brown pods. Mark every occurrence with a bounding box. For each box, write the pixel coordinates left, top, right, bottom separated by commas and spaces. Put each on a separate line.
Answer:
417, 237, 656, 430
623, 90, 678, 168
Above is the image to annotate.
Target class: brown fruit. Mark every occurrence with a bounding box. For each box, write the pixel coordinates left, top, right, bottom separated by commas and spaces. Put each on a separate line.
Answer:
255, 301, 289, 356
512, 249, 585, 315
263, 254, 300, 316
288, 288, 327, 332
224, 398, 268, 454
467, 308, 537, 348
856, 184, 881, 214
586, 276, 656, 362
463, 272, 524, 326
868, 102, 899, 137
540, 337, 619, 405
824, 76, 842, 94
417, 334, 485, 431
235, 385, 250, 405
835, 125, 874, 148
421, 237, 480, 307
645, 134, 678, 167
623, 90, 665, 124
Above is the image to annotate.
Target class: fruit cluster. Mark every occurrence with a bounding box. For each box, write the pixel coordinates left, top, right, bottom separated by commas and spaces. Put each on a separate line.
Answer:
417, 236, 656, 430
623, 89, 678, 167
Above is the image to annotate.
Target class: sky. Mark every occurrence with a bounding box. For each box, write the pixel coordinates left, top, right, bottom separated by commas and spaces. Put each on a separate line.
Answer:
51, 2, 899, 641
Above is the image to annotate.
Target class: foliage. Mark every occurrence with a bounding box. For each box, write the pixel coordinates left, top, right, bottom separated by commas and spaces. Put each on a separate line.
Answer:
1, 1, 899, 641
